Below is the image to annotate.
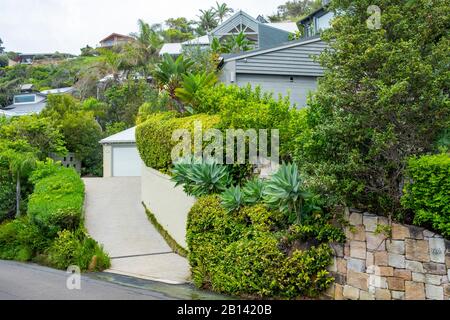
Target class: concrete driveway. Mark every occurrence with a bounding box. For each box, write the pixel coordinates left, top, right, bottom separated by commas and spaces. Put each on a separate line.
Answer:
83, 177, 190, 284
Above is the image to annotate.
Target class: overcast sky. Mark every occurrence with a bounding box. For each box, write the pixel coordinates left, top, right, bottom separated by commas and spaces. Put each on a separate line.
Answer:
0, 0, 286, 55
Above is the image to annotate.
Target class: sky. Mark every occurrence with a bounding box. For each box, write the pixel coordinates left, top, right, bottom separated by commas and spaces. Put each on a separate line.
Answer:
0, 0, 286, 55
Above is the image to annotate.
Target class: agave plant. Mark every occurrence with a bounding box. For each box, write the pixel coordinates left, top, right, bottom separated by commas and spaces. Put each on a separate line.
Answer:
171, 159, 233, 197
175, 72, 217, 107
242, 177, 266, 205
264, 163, 311, 224
221, 185, 244, 213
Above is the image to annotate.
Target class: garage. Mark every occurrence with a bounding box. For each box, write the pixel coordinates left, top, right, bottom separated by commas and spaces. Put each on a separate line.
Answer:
100, 127, 142, 177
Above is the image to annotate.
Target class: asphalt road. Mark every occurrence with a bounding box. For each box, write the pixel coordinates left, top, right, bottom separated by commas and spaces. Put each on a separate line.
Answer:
0, 260, 170, 300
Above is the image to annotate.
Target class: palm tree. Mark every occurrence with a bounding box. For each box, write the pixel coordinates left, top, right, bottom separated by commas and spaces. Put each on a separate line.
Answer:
214, 2, 234, 23
0, 149, 37, 217
98, 49, 123, 81
198, 9, 218, 33
222, 31, 253, 53
153, 53, 194, 100
130, 19, 163, 72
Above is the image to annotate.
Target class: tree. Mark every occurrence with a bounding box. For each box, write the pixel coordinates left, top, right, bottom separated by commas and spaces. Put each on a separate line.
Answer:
214, 2, 234, 23
295, 0, 450, 218
175, 72, 217, 107
198, 9, 218, 34
0, 38, 4, 54
129, 19, 163, 72
163, 17, 196, 42
153, 53, 194, 100
270, 0, 321, 21
0, 140, 37, 217
221, 31, 253, 53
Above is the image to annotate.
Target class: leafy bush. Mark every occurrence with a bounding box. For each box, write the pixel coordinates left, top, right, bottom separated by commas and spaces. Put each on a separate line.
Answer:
172, 159, 233, 197
175, 72, 217, 108
0, 168, 15, 222
187, 195, 337, 298
136, 112, 220, 173
28, 165, 84, 236
294, 0, 450, 216
194, 84, 306, 160
402, 153, 450, 238
46, 229, 110, 271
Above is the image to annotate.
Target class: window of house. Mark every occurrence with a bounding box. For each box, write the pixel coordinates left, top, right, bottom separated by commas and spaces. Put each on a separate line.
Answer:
315, 12, 334, 32
14, 94, 36, 104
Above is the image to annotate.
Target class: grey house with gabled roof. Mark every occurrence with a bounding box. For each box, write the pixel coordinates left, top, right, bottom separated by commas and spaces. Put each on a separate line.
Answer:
219, 36, 326, 108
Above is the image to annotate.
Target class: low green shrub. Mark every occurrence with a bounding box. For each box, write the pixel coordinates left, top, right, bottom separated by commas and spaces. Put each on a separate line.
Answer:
401, 153, 450, 238
0, 168, 15, 223
187, 195, 338, 298
46, 229, 110, 271
136, 112, 220, 173
28, 165, 84, 236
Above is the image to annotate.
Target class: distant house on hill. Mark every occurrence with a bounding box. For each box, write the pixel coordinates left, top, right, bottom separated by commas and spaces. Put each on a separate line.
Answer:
99, 33, 134, 48
0, 87, 74, 117
159, 10, 298, 57
17, 53, 75, 64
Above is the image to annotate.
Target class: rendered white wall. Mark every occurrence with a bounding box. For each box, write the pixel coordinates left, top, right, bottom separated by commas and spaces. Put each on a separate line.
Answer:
141, 165, 196, 249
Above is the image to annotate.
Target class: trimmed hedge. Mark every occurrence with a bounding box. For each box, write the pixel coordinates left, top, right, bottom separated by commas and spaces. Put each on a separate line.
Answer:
136, 112, 220, 173
0, 162, 110, 271
187, 195, 336, 298
28, 166, 84, 235
402, 153, 450, 238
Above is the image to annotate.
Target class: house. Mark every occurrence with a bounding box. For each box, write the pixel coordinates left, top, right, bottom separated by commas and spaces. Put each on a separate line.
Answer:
99, 33, 134, 48
159, 10, 298, 57
100, 127, 142, 177
298, 1, 334, 38
0, 92, 48, 117
219, 36, 326, 107
17, 53, 75, 64
0, 87, 74, 117
218, 4, 334, 108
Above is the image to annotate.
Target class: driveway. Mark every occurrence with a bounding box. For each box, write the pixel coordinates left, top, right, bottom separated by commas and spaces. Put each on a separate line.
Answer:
83, 177, 190, 284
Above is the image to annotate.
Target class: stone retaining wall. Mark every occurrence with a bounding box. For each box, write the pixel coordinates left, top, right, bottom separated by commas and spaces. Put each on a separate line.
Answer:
325, 210, 450, 300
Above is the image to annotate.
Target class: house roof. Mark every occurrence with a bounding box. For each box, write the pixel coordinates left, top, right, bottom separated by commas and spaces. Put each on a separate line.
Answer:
100, 126, 136, 144
182, 35, 211, 46
20, 84, 34, 91
159, 43, 183, 56
40, 87, 74, 95
266, 22, 298, 33
223, 36, 322, 62
100, 33, 134, 43
0, 101, 47, 117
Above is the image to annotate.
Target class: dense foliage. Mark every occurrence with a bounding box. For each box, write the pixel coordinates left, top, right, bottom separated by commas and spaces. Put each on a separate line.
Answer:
187, 195, 342, 298
294, 0, 450, 218
402, 153, 450, 238
136, 112, 220, 173
0, 161, 110, 270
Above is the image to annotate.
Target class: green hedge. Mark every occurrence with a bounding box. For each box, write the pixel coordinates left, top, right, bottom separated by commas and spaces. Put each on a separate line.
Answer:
136, 112, 220, 173
0, 162, 110, 271
28, 166, 84, 235
187, 195, 335, 298
402, 153, 450, 238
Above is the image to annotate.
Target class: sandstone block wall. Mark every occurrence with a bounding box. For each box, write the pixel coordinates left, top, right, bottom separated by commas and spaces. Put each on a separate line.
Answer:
325, 210, 450, 300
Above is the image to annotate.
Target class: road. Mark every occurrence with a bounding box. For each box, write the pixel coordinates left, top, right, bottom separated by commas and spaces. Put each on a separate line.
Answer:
0, 260, 170, 300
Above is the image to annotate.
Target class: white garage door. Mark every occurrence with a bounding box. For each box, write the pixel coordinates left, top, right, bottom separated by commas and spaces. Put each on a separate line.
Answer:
112, 144, 142, 177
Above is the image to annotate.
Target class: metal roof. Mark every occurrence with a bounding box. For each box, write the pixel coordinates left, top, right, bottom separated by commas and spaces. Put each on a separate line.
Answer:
159, 43, 183, 56
40, 87, 74, 95
223, 36, 322, 62
100, 126, 136, 144
0, 101, 47, 117
182, 35, 211, 46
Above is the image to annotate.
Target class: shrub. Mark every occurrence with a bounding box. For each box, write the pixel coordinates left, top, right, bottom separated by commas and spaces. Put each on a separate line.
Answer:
0, 168, 15, 222
136, 112, 220, 173
294, 0, 450, 216
220, 185, 244, 213
46, 229, 110, 271
402, 153, 450, 238
187, 195, 337, 298
28, 165, 84, 236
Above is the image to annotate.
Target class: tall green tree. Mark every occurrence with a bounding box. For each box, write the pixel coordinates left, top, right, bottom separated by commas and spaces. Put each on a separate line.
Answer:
0, 38, 5, 54
214, 2, 234, 23
0, 140, 37, 217
129, 19, 163, 71
295, 0, 450, 218
198, 9, 218, 34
